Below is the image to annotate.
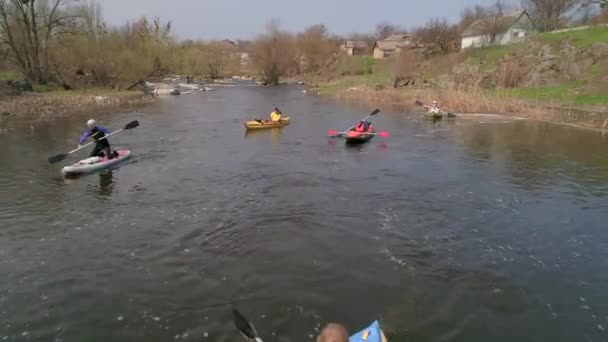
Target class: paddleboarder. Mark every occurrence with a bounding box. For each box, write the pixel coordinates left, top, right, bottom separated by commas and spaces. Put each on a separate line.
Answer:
78, 119, 117, 159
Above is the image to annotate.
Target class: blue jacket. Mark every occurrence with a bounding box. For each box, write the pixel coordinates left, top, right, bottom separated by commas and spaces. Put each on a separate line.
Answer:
79, 126, 110, 144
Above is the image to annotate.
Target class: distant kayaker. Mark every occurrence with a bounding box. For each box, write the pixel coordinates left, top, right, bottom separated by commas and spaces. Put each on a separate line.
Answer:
317, 323, 349, 342
79, 119, 116, 159
270, 107, 282, 122
428, 101, 441, 115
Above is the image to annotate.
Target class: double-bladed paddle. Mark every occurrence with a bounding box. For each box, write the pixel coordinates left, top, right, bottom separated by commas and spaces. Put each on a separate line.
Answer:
328, 108, 381, 138
48, 120, 140, 164
327, 130, 390, 138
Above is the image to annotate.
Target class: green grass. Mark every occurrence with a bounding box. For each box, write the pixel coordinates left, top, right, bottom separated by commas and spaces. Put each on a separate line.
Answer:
32, 83, 65, 92
573, 94, 608, 105
40, 87, 138, 97
537, 26, 608, 49
470, 45, 512, 63
506, 85, 573, 100
495, 85, 608, 106
0, 70, 23, 81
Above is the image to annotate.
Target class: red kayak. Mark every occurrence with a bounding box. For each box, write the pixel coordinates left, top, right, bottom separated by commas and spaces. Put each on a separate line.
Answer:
345, 130, 375, 144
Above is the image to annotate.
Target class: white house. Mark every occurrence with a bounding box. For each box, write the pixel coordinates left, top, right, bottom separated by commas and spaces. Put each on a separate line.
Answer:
461, 11, 535, 49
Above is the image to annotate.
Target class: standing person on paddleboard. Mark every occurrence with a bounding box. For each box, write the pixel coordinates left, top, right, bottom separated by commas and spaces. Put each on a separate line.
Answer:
79, 119, 117, 159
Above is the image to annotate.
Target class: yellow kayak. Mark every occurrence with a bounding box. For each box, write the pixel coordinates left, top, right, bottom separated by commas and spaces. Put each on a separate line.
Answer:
244, 117, 290, 130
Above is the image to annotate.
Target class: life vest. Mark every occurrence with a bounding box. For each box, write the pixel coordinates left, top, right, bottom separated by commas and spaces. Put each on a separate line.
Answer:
355, 121, 368, 132
90, 127, 107, 141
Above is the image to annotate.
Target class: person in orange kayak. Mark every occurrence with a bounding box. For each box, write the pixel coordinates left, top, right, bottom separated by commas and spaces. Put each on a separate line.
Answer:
353, 120, 373, 133
270, 107, 282, 122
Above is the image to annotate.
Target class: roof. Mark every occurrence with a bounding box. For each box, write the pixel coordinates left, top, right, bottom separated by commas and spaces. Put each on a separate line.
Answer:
373, 34, 413, 51
461, 11, 529, 37
384, 34, 411, 41
221, 39, 237, 46
344, 40, 369, 49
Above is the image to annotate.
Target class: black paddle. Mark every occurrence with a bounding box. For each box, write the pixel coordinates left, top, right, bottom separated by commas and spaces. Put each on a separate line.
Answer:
48, 120, 140, 164
415, 100, 456, 117
233, 308, 264, 342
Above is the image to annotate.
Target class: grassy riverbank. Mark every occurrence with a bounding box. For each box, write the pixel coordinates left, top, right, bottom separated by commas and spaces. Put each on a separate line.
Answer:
310, 26, 608, 130
0, 88, 154, 122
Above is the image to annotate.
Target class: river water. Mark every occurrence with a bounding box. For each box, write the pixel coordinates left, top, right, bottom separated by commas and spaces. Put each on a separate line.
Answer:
1, 85, 608, 342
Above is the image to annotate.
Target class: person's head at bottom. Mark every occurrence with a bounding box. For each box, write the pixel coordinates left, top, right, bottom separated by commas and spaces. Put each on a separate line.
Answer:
317, 323, 349, 342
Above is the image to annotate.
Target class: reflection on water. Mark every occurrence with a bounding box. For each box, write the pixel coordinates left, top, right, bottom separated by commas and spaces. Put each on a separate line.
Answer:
98, 170, 114, 197
0, 86, 607, 342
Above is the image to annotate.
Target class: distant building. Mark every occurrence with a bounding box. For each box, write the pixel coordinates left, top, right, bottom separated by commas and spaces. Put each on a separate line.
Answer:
372, 34, 414, 59
221, 39, 237, 49
461, 11, 535, 49
341, 40, 370, 56
240, 52, 250, 66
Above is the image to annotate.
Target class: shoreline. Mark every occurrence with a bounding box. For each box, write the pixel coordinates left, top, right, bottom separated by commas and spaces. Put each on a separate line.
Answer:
311, 85, 608, 132
0, 90, 154, 124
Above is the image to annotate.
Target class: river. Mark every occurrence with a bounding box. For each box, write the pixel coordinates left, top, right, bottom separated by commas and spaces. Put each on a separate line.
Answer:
1, 85, 608, 342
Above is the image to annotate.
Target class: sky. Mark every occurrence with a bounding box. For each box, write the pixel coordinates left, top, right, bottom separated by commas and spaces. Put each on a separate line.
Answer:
101, 0, 503, 40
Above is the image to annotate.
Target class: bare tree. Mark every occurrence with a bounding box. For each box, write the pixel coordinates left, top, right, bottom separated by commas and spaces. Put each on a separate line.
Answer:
480, 1, 513, 44
416, 18, 460, 54
250, 20, 296, 85
346, 32, 376, 49
0, 0, 81, 84
375, 21, 399, 40
205, 41, 230, 79
297, 24, 336, 74
522, 0, 580, 31
460, 5, 490, 32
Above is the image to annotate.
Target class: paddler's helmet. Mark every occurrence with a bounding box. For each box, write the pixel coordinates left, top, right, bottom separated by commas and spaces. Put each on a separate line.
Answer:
87, 119, 96, 127
432, 100, 438, 106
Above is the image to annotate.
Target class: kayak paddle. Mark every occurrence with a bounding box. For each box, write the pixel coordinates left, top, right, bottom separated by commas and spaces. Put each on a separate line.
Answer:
233, 308, 264, 342
414, 100, 456, 117
327, 130, 389, 138
48, 120, 140, 164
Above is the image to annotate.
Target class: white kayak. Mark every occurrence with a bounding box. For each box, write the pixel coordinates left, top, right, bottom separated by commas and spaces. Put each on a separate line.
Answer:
62, 150, 131, 176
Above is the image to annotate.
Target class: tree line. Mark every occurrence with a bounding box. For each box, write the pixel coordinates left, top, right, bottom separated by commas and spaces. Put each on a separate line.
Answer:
0, 0, 606, 90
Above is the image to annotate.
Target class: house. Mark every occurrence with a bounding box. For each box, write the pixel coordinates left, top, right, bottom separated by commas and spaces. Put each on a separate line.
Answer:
221, 39, 237, 49
461, 11, 535, 49
341, 40, 370, 56
372, 34, 414, 59
240, 52, 250, 66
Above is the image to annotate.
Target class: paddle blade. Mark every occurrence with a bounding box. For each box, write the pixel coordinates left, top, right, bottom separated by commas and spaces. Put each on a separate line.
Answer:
370, 108, 380, 116
377, 131, 390, 138
233, 309, 261, 341
415, 100, 424, 106
48, 153, 68, 164
123, 120, 140, 130
327, 130, 339, 136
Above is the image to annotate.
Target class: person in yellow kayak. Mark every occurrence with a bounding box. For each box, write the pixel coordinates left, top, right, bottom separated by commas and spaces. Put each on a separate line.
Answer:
270, 107, 282, 122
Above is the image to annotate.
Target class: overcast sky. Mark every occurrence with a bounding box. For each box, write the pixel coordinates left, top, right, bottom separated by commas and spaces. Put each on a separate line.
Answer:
101, 0, 504, 40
